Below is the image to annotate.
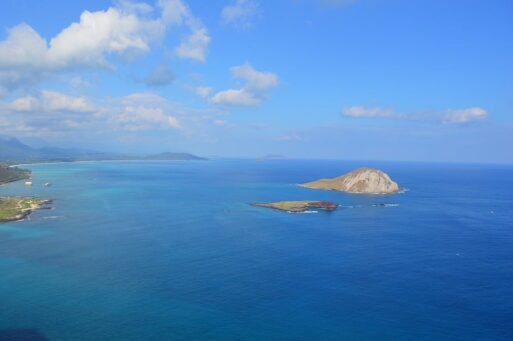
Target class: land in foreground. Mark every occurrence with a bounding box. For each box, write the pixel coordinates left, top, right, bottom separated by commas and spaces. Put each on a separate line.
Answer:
0, 197, 52, 222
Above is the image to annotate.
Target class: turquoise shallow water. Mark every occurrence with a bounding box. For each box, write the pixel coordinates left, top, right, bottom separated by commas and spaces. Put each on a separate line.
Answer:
0, 160, 512, 340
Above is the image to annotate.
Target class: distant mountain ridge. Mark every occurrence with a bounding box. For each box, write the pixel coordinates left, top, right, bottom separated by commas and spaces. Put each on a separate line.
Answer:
0, 137, 206, 164
143, 152, 206, 161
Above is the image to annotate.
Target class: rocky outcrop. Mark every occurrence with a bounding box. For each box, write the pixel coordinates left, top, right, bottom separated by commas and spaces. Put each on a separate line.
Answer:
300, 167, 400, 194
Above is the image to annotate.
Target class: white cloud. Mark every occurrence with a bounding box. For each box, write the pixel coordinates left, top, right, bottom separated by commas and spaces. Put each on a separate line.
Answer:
210, 63, 278, 106
442, 107, 488, 124
211, 89, 259, 106
47, 8, 164, 68
231, 63, 278, 91
0, 9, 163, 71
341, 105, 489, 124
9, 96, 39, 112
120, 92, 169, 107
221, 0, 259, 28
7, 90, 94, 113
342, 106, 398, 118
158, 0, 189, 25
175, 24, 210, 62
1, 91, 183, 135
0, 0, 209, 94
41, 90, 95, 113
109, 92, 182, 131
157, 0, 210, 62
118, 105, 180, 130
194, 86, 213, 98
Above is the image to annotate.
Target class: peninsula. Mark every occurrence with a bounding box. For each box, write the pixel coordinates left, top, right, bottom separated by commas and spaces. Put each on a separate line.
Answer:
253, 200, 338, 213
1, 165, 51, 222
0, 197, 52, 222
300, 167, 400, 194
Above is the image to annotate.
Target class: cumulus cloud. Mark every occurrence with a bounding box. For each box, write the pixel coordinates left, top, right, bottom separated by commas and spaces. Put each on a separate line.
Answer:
1, 90, 183, 136
1, 90, 98, 137
221, 0, 259, 28
157, 0, 210, 62
210, 63, 278, 106
111, 92, 181, 130
211, 89, 260, 106
0, 10, 162, 71
118, 106, 180, 131
41, 90, 96, 113
175, 24, 210, 62
341, 105, 489, 124
8, 90, 95, 113
158, 0, 189, 25
0, 0, 209, 94
8, 96, 39, 112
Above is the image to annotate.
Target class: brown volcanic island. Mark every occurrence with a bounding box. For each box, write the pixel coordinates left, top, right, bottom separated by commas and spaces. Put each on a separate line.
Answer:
300, 167, 400, 194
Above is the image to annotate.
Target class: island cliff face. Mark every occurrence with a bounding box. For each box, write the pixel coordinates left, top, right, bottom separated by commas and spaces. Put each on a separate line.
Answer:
300, 167, 400, 194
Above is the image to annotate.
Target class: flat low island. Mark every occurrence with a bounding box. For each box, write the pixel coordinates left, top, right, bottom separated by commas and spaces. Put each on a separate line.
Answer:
253, 201, 338, 213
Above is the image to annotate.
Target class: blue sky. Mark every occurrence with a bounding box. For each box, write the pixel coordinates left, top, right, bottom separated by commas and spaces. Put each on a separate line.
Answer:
0, 0, 512, 162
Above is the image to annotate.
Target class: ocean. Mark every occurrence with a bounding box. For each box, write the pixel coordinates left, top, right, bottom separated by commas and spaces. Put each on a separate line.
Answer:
0, 160, 512, 340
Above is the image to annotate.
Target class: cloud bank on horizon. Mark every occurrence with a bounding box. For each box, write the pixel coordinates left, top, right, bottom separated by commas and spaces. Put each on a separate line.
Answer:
342, 106, 488, 124
0, 0, 511, 162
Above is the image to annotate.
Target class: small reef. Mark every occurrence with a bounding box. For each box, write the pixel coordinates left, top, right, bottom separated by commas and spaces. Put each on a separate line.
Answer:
253, 200, 338, 213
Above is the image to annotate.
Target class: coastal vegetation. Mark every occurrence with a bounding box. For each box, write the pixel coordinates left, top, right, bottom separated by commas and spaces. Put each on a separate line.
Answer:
0, 165, 31, 185
1, 164, 50, 223
0, 197, 51, 222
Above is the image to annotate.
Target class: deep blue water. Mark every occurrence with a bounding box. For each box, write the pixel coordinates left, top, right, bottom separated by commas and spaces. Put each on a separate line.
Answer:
0, 160, 512, 340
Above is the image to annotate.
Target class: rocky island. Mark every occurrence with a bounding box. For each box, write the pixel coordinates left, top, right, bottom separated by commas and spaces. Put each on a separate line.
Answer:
253, 200, 338, 213
300, 167, 400, 194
